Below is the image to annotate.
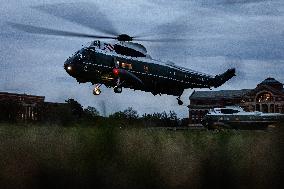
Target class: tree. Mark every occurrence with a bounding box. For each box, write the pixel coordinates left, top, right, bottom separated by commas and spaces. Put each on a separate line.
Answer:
123, 107, 139, 120
109, 107, 139, 120
0, 99, 20, 122
141, 110, 179, 127
109, 111, 125, 120
42, 102, 74, 125
169, 111, 178, 121
168, 111, 179, 127
65, 99, 84, 119
84, 106, 100, 117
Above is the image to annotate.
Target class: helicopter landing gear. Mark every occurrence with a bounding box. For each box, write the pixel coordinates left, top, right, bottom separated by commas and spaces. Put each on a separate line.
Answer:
114, 86, 122, 93
93, 84, 102, 95
113, 77, 123, 93
177, 97, 183, 105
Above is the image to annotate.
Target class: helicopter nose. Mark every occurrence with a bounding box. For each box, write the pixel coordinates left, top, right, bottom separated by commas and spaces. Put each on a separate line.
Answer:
64, 59, 76, 74
64, 63, 73, 72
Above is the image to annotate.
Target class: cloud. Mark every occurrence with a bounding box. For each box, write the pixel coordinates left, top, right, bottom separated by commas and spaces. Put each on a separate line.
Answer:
214, 0, 271, 5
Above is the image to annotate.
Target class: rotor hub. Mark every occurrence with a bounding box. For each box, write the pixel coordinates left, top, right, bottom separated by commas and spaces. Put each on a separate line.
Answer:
117, 34, 133, 41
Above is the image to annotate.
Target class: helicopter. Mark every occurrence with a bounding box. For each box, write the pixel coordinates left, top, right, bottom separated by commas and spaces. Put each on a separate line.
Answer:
63, 37, 235, 105
8, 4, 236, 105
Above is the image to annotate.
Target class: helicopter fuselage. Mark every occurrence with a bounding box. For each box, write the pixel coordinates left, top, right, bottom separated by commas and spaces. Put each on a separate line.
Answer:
64, 41, 235, 98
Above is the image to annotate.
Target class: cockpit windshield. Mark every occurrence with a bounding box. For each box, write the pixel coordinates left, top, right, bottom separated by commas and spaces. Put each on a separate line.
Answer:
78, 41, 101, 48
73, 48, 95, 61
89, 40, 101, 48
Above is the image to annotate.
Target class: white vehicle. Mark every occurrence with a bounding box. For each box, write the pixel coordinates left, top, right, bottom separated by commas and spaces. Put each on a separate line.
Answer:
202, 106, 284, 130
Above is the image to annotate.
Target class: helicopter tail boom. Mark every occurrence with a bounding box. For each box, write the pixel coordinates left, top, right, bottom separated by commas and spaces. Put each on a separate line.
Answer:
213, 68, 236, 88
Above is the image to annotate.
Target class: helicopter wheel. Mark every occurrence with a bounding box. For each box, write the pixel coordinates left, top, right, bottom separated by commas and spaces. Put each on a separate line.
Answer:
93, 85, 101, 95
114, 86, 122, 93
177, 98, 183, 105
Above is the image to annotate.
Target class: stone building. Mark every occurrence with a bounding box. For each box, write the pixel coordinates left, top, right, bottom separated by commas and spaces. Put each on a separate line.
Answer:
241, 78, 284, 113
188, 78, 284, 125
0, 92, 45, 121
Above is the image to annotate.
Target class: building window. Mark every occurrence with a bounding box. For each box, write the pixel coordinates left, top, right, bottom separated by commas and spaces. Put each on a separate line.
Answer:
256, 92, 273, 102
275, 105, 279, 113
262, 104, 268, 113
256, 104, 260, 111
270, 104, 274, 113
251, 105, 255, 112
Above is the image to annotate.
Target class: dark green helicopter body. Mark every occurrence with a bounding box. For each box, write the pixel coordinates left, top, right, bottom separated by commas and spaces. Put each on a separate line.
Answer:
64, 40, 235, 104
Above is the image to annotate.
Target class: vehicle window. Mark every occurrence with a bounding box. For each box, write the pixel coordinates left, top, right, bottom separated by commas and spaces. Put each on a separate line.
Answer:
220, 109, 239, 114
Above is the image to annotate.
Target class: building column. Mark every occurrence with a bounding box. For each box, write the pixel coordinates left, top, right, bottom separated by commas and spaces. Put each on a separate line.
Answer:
24, 106, 27, 120
188, 109, 192, 124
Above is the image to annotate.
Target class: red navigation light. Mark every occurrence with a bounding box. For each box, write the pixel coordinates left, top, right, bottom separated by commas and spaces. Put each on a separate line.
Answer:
113, 68, 119, 76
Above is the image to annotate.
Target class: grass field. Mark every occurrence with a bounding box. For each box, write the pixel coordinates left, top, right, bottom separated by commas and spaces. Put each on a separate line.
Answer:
0, 123, 283, 189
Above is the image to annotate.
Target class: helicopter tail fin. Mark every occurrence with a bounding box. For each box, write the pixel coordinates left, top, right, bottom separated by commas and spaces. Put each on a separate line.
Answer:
213, 68, 236, 88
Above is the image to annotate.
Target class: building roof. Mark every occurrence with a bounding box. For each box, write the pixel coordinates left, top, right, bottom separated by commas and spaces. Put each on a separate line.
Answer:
0, 92, 45, 99
259, 77, 282, 86
189, 89, 251, 100
189, 78, 283, 101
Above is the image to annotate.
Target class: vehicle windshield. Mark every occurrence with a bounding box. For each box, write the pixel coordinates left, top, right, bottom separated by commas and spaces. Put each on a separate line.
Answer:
220, 109, 239, 114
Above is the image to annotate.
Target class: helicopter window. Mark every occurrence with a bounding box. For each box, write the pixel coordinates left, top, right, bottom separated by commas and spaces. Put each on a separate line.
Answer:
82, 50, 95, 61
92, 40, 100, 47
144, 65, 149, 73
121, 62, 132, 70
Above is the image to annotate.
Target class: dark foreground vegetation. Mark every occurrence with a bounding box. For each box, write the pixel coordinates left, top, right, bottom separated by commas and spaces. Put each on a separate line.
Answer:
0, 98, 186, 127
0, 123, 283, 189
1, 99, 283, 188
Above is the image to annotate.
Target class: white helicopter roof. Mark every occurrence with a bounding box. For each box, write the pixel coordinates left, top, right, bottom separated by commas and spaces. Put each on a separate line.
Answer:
87, 40, 147, 56
86, 40, 213, 78
116, 41, 147, 54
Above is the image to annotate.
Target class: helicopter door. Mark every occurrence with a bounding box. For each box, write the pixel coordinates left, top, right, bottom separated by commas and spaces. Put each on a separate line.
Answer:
113, 57, 119, 68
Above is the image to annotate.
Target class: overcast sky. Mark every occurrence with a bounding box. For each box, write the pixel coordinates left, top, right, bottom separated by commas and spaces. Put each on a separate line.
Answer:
1, 0, 283, 117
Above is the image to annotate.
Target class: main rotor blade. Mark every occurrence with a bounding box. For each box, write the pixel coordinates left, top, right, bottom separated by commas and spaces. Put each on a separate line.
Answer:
134, 38, 184, 43
133, 18, 190, 41
7, 22, 116, 39
33, 3, 119, 36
